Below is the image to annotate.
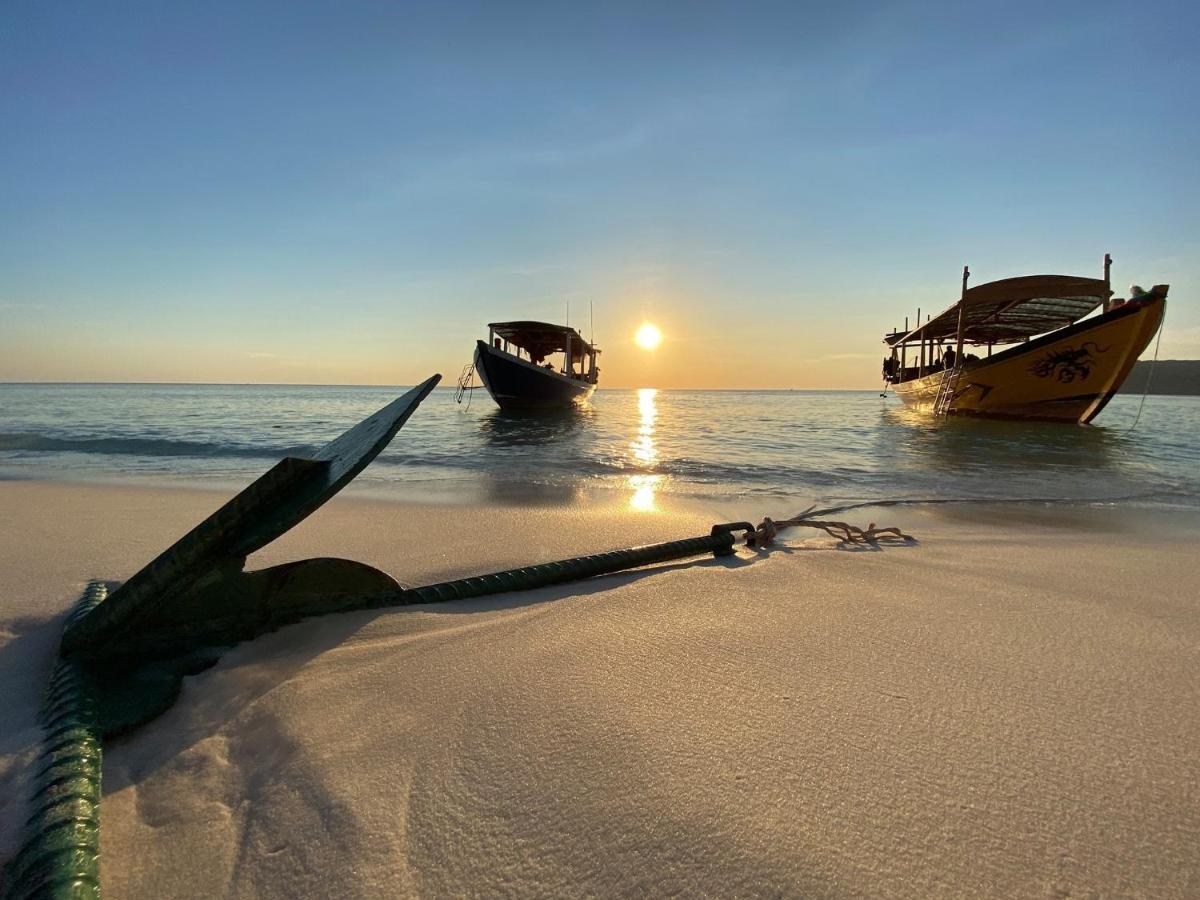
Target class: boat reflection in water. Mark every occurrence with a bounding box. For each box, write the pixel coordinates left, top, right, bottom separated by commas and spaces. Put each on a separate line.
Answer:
471, 387, 668, 511
475, 406, 593, 506
882, 402, 1131, 469
477, 405, 594, 446
876, 401, 1154, 504
628, 388, 662, 511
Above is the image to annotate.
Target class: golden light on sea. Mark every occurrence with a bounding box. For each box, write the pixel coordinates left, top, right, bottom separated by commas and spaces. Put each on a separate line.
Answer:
632, 387, 658, 465
628, 388, 660, 511
635, 322, 662, 350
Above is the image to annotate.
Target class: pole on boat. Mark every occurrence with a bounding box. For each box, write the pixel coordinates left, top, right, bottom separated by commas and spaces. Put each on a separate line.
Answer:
917, 307, 924, 376
589, 300, 596, 380
955, 266, 969, 364
1103, 252, 1113, 312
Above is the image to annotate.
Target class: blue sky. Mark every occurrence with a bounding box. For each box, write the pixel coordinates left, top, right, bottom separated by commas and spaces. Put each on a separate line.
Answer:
2, 0, 1197, 387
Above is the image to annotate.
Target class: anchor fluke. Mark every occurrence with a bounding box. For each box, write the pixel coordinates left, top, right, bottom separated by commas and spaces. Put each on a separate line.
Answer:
62, 374, 442, 658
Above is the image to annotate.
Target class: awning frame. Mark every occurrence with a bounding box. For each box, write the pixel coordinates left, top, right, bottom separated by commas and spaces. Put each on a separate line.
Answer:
885, 257, 1113, 349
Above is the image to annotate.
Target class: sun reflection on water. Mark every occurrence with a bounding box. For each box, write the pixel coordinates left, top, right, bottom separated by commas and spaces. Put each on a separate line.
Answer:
628, 474, 661, 512
629, 388, 661, 511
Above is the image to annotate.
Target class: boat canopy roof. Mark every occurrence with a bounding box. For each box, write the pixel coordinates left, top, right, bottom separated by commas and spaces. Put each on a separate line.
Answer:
488, 321, 598, 359
885, 275, 1109, 347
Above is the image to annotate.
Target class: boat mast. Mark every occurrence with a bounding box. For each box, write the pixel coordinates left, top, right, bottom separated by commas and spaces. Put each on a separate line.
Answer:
917, 307, 923, 377
1103, 252, 1113, 311
955, 266, 969, 364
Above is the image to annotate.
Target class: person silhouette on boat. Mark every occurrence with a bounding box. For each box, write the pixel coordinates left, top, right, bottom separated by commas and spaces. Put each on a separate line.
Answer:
943, 347, 957, 368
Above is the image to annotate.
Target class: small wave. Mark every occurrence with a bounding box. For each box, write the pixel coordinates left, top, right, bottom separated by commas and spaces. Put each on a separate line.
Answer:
371, 446, 847, 487
0, 431, 316, 460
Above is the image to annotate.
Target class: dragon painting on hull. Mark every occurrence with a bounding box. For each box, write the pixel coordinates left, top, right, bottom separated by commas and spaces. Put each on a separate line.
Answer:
1029, 342, 1110, 383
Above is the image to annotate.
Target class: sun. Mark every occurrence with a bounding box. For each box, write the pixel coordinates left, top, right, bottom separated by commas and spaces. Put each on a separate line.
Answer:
635, 323, 662, 350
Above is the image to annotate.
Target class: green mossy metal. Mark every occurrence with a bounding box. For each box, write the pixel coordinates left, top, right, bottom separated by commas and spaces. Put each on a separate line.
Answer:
383, 528, 745, 609
62, 377, 442, 658
3, 584, 105, 900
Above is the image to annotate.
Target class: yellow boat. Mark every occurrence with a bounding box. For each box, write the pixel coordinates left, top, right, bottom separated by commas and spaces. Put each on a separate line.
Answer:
881, 255, 1167, 423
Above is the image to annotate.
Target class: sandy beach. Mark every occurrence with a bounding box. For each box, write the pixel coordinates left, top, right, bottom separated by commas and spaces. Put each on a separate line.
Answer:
6, 1, 1197, 895
2, 480, 1198, 898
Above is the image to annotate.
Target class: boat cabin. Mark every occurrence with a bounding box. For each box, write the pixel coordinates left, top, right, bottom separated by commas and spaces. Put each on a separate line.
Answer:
487, 321, 600, 384
882, 261, 1121, 383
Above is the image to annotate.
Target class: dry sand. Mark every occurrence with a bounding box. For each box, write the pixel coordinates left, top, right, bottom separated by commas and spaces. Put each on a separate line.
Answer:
1, 480, 1198, 897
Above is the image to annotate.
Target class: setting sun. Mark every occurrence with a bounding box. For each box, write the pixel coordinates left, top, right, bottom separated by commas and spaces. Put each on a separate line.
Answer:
634, 323, 663, 350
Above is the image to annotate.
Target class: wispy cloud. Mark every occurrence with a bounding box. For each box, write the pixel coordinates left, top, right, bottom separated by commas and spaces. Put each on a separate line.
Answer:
507, 126, 653, 168
1159, 325, 1200, 358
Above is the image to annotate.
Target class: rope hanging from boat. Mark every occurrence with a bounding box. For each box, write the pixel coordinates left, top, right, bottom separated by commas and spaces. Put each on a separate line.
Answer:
1127, 308, 1165, 433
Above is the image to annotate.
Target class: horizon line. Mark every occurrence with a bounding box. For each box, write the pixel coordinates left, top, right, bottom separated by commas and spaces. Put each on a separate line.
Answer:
0, 380, 892, 392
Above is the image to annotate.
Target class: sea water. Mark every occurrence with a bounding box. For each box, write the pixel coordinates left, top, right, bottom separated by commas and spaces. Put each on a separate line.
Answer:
1, 383, 1197, 512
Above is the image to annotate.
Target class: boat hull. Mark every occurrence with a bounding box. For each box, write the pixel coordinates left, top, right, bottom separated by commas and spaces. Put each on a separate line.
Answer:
474, 340, 597, 411
892, 297, 1165, 423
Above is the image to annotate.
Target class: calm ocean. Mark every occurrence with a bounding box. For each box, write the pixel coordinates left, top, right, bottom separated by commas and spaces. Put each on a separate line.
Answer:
1, 384, 1197, 513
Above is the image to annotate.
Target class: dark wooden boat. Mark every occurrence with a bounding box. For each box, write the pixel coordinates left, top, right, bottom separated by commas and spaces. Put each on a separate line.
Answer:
881, 255, 1167, 423
472, 321, 600, 411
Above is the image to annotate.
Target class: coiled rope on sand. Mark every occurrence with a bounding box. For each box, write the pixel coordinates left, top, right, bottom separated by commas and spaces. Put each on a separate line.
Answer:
747, 505, 912, 548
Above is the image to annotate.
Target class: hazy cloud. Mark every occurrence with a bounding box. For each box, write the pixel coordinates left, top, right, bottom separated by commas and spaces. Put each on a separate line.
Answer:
1158, 325, 1200, 358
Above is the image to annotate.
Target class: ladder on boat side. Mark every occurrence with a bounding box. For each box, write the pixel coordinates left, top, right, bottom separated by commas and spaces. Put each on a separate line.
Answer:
931, 365, 962, 417
454, 362, 477, 406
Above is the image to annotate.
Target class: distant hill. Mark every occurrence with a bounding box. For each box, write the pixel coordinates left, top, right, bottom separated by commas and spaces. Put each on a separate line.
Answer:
1120, 360, 1200, 395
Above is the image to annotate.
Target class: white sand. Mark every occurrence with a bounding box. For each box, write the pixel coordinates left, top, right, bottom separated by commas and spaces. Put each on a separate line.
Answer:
2, 481, 1199, 897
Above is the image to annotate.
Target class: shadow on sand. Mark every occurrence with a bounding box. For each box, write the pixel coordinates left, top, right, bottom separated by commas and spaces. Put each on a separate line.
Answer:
96, 531, 918, 792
